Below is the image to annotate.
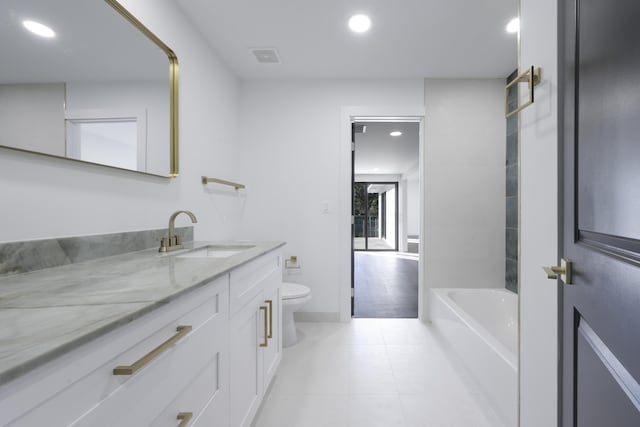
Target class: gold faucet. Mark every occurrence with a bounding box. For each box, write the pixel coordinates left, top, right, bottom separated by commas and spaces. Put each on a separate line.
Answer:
159, 210, 198, 252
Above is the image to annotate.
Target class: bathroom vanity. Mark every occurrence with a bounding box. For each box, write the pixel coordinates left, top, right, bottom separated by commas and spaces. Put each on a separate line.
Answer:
0, 241, 284, 427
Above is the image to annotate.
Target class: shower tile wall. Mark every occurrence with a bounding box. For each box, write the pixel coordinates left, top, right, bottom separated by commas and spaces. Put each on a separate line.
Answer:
505, 70, 518, 293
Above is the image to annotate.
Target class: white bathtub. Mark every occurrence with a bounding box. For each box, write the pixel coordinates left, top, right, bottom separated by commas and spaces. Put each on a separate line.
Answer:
430, 288, 518, 427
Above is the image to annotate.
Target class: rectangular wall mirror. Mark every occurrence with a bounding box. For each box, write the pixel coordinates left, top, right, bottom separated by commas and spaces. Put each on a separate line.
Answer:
0, 0, 179, 177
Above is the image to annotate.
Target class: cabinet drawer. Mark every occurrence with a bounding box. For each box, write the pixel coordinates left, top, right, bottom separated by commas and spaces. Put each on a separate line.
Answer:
6, 277, 228, 427
150, 347, 228, 427
74, 292, 228, 426
229, 251, 280, 316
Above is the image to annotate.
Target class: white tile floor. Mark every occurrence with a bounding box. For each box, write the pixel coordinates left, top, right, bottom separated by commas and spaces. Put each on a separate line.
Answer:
252, 319, 506, 427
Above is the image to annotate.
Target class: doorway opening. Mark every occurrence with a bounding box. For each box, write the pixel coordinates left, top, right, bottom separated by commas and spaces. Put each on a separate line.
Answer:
353, 181, 398, 251
351, 121, 420, 318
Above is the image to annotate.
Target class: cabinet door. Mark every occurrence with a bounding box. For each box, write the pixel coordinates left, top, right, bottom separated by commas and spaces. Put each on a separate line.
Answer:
229, 292, 265, 427
263, 283, 281, 389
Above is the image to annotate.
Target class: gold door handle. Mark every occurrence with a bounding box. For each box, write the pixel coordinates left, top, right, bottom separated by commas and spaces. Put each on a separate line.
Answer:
177, 412, 193, 427
265, 299, 273, 339
543, 258, 573, 285
259, 306, 268, 347
113, 325, 192, 375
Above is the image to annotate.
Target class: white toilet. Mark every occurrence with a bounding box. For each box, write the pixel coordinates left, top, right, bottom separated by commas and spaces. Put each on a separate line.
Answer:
281, 282, 312, 347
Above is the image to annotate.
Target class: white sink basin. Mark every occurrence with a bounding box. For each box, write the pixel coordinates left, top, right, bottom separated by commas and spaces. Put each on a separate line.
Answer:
176, 244, 255, 259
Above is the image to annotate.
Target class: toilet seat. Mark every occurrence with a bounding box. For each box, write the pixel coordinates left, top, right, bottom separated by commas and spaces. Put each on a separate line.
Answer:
282, 282, 311, 300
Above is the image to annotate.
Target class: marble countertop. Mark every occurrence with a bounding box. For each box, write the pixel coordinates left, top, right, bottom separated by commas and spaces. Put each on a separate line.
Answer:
0, 241, 285, 387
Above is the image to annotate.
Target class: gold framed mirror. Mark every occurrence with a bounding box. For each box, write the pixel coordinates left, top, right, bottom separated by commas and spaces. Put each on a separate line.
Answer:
0, 0, 179, 177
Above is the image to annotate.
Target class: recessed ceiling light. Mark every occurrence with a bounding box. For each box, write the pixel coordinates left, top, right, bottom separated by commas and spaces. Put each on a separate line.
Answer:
390, 131, 402, 137
349, 14, 371, 33
23, 20, 55, 38
506, 17, 519, 34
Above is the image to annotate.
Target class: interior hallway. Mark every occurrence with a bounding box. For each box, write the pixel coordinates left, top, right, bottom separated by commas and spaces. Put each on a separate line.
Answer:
353, 252, 418, 318
252, 319, 505, 427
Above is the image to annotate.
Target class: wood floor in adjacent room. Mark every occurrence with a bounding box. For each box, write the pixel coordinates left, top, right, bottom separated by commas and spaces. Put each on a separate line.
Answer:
353, 251, 418, 318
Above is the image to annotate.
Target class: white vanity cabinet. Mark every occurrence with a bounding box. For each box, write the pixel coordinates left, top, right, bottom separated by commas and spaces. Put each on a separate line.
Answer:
1, 276, 229, 427
229, 251, 282, 427
0, 247, 282, 427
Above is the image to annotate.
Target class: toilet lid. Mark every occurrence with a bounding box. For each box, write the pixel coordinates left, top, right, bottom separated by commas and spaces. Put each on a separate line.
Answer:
282, 282, 311, 300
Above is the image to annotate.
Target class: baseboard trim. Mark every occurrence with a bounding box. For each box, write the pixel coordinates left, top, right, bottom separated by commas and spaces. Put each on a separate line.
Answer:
294, 312, 341, 322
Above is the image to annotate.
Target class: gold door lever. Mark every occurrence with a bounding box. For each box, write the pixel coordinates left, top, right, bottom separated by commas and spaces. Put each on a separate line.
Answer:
543, 258, 573, 285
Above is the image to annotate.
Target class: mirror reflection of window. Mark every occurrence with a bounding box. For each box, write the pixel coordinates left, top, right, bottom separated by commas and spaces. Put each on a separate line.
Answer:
66, 114, 146, 171
67, 120, 137, 170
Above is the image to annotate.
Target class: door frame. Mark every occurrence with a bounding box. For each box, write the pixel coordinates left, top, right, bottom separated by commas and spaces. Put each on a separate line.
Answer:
338, 107, 425, 322
518, 0, 561, 424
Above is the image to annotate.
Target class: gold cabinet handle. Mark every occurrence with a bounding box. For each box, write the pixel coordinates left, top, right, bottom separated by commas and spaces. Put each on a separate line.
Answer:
265, 299, 273, 339
177, 412, 193, 427
113, 325, 192, 375
543, 258, 573, 285
259, 306, 268, 347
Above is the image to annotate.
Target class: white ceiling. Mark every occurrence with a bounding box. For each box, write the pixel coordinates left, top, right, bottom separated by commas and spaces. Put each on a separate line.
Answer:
0, 0, 168, 84
176, 0, 518, 79
1, 1, 518, 83
354, 122, 419, 176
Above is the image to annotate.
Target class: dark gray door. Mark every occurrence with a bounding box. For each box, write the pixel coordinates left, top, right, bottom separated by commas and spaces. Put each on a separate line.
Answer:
560, 0, 640, 425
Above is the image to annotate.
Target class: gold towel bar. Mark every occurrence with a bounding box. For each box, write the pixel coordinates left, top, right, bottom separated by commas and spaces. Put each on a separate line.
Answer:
201, 176, 245, 190
505, 66, 542, 118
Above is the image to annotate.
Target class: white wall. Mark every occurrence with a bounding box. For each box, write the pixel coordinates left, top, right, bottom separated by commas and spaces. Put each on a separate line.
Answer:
404, 169, 420, 236
385, 187, 396, 247
424, 79, 506, 295
406, 178, 419, 236
397, 167, 419, 252
0, 83, 65, 156
519, 0, 559, 425
238, 79, 424, 318
0, 0, 243, 243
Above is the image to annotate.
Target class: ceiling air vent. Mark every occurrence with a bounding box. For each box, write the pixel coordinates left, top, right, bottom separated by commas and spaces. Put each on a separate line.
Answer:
250, 48, 282, 64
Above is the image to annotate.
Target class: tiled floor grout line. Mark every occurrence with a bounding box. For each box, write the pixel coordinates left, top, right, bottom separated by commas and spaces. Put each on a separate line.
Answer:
253, 319, 506, 427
